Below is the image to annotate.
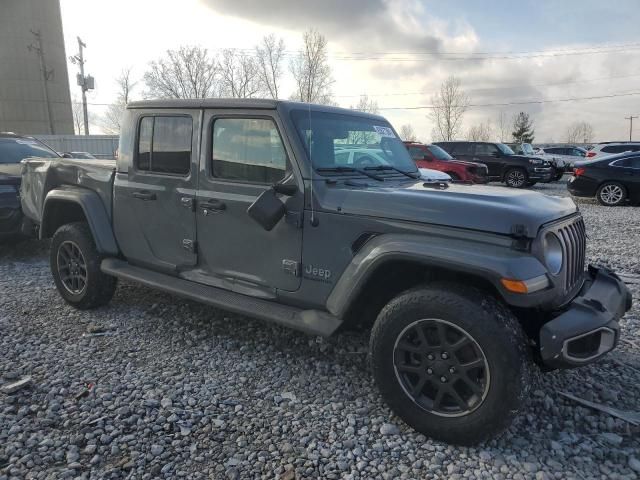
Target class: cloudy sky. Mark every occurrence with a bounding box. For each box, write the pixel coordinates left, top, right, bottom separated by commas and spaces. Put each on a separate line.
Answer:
59, 0, 640, 142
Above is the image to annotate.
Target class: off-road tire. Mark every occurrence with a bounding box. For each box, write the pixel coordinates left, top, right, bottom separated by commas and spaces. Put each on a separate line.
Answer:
50, 222, 117, 309
370, 282, 535, 445
597, 182, 627, 207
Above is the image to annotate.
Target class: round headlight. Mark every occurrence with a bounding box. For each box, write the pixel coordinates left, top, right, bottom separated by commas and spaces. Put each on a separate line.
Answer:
543, 232, 563, 275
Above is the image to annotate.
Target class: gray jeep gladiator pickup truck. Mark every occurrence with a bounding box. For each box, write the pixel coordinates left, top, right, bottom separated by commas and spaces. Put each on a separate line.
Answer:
20, 99, 632, 445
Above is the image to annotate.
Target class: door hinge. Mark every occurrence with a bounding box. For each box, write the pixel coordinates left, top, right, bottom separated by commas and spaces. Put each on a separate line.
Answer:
282, 259, 300, 277
182, 239, 196, 252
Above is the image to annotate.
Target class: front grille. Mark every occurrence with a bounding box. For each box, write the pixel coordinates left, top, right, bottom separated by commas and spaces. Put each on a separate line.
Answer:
556, 217, 586, 293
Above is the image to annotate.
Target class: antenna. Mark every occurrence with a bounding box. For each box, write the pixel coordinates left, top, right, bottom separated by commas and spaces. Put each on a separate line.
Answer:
308, 102, 319, 227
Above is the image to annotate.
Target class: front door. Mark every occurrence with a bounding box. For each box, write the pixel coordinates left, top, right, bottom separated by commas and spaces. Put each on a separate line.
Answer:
113, 113, 199, 272
473, 143, 502, 177
193, 111, 303, 296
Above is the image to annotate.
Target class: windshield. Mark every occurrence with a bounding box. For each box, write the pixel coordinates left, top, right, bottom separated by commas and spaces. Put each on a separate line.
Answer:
291, 110, 417, 174
427, 145, 453, 160
0, 137, 59, 164
521, 143, 535, 155
496, 143, 515, 155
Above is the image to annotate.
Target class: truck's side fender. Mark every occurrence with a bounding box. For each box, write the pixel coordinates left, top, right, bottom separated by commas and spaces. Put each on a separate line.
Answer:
326, 233, 548, 318
41, 187, 119, 256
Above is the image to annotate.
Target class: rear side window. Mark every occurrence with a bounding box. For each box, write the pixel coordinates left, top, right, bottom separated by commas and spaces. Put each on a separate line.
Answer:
602, 144, 640, 154
452, 143, 473, 155
408, 146, 425, 161
612, 157, 640, 168
136, 116, 192, 175
212, 118, 287, 184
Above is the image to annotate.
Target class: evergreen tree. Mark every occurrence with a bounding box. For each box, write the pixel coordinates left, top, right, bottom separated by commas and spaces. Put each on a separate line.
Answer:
511, 112, 535, 143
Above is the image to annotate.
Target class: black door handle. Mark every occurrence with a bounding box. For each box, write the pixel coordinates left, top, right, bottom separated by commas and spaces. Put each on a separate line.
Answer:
132, 190, 156, 201
200, 199, 226, 215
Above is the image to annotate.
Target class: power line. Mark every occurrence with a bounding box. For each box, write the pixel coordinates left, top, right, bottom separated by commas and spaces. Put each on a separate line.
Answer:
377, 91, 640, 111
335, 72, 640, 98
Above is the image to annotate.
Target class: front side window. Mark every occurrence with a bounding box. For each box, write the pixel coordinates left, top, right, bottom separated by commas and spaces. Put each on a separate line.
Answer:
427, 145, 453, 160
451, 143, 473, 156
475, 143, 500, 156
212, 118, 287, 184
136, 116, 192, 175
291, 109, 416, 174
408, 146, 425, 161
496, 143, 515, 155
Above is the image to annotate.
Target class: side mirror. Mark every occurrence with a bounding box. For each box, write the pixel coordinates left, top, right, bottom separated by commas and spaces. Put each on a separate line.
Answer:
273, 183, 298, 196
492, 151, 501, 157
247, 189, 285, 231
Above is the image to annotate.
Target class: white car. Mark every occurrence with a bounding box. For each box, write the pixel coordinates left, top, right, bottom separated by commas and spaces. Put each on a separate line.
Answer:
584, 142, 640, 159
418, 168, 452, 182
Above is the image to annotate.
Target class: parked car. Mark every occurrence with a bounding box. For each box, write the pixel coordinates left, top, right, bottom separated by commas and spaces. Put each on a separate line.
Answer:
434, 141, 554, 188
20, 99, 631, 445
0, 133, 59, 240
585, 142, 640, 159
404, 141, 488, 183
568, 152, 640, 206
507, 143, 566, 180
542, 146, 587, 167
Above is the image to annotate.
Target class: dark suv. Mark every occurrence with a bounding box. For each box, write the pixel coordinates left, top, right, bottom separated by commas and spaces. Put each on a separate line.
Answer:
435, 141, 553, 188
0, 133, 59, 240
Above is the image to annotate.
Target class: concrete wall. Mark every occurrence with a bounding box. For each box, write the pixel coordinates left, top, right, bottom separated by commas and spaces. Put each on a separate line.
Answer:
34, 135, 119, 158
0, 0, 74, 135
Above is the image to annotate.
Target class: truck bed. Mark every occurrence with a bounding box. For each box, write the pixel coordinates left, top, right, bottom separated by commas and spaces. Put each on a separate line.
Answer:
21, 158, 116, 224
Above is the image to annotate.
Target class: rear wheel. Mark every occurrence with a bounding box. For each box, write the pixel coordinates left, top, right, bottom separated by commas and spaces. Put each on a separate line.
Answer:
504, 168, 528, 188
50, 222, 117, 309
597, 182, 626, 206
370, 283, 534, 445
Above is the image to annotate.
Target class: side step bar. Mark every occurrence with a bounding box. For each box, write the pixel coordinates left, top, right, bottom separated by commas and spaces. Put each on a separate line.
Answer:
101, 258, 342, 337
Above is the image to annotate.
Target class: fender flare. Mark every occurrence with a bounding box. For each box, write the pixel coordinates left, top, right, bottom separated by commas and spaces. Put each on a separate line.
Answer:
41, 187, 119, 256
326, 233, 549, 317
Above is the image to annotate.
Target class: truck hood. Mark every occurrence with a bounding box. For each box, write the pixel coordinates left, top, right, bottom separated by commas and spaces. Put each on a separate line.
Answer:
319, 181, 577, 237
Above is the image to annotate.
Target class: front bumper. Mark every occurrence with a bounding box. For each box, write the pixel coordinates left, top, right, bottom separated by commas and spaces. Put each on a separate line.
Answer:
539, 266, 632, 369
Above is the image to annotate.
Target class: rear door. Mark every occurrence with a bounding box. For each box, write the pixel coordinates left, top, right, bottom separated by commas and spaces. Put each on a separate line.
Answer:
113, 112, 199, 272
193, 110, 303, 296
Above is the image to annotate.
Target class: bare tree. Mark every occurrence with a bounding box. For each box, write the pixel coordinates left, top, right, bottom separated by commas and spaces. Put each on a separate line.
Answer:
219, 49, 262, 98
351, 94, 379, 114
255, 34, 285, 99
144, 46, 218, 99
290, 29, 333, 104
400, 124, 417, 142
566, 121, 594, 144
496, 110, 509, 142
466, 119, 494, 142
101, 68, 137, 134
428, 76, 470, 141
71, 97, 84, 135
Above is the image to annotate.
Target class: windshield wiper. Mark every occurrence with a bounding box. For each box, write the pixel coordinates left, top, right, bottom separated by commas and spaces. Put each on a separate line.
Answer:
364, 165, 420, 179
315, 166, 384, 181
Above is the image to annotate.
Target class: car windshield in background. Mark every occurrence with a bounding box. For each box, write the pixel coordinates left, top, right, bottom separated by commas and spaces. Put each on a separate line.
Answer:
497, 143, 516, 155
521, 143, 535, 155
291, 110, 417, 174
0, 138, 59, 163
427, 145, 453, 160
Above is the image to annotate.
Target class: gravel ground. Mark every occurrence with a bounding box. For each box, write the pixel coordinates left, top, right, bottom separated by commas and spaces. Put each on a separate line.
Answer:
1, 178, 639, 480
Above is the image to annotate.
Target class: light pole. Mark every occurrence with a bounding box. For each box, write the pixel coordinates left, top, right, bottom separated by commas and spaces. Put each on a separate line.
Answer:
27, 29, 55, 134
625, 115, 638, 142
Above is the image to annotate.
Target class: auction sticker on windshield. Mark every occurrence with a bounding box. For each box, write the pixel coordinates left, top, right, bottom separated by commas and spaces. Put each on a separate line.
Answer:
373, 126, 395, 138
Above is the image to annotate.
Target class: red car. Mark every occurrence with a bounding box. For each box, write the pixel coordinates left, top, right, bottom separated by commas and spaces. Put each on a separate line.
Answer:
404, 142, 489, 183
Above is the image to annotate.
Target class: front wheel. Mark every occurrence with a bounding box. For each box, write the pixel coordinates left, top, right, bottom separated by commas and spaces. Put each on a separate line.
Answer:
504, 168, 528, 188
597, 182, 626, 206
50, 222, 117, 309
369, 283, 534, 445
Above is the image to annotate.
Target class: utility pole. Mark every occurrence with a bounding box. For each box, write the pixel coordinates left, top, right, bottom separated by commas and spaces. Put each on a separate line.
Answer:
625, 115, 638, 141
27, 29, 55, 134
70, 37, 94, 135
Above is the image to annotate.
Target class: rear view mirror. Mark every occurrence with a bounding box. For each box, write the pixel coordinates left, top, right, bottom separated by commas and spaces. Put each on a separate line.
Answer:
247, 189, 286, 231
